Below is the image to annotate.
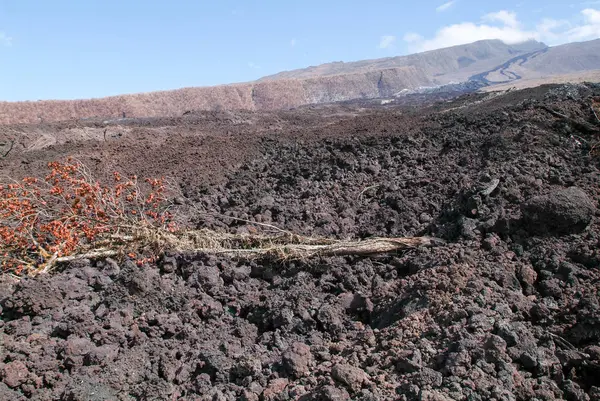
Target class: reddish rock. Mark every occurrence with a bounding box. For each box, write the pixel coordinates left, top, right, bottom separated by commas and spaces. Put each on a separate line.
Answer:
282, 342, 312, 378
1, 361, 29, 388
261, 378, 289, 401
518, 265, 538, 287
331, 364, 368, 392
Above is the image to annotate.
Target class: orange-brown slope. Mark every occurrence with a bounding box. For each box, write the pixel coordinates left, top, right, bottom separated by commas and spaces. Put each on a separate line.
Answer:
0, 66, 429, 125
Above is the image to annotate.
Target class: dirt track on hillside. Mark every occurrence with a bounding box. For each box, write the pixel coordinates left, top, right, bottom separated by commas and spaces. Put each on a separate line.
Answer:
1, 84, 600, 400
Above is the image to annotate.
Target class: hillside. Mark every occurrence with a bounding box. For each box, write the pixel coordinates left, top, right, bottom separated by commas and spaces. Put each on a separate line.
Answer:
0, 66, 431, 125
259, 39, 547, 84
474, 39, 600, 84
1, 39, 600, 125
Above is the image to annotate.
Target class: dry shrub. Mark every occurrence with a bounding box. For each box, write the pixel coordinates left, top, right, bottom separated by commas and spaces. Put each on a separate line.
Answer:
0, 159, 435, 277
0, 159, 177, 276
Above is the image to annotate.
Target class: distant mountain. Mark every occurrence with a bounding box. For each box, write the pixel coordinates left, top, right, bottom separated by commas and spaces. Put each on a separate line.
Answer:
472, 39, 600, 84
258, 40, 548, 84
0, 39, 599, 125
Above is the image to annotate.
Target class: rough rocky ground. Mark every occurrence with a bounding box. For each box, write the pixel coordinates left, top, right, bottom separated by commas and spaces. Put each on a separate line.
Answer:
1, 83, 600, 400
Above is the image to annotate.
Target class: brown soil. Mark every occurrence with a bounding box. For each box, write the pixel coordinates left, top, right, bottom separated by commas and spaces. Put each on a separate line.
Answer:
1, 83, 600, 400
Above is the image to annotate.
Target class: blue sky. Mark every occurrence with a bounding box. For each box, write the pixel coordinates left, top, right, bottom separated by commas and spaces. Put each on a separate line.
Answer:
0, 0, 599, 101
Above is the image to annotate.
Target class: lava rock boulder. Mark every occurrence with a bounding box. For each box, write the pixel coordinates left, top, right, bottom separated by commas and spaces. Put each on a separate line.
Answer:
521, 187, 596, 235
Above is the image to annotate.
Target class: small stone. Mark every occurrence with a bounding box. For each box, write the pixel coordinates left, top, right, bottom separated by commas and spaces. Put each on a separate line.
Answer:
160, 256, 177, 273
585, 345, 600, 360
232, 357, 262, 379
62, 338, 95, 368
589, 386, 600, 401
419, 213, 432, 223
365, 164, 381, 175
444, 350, 471, 377
339, 293, 373, 317
262, 378, 289, 401
539, 279, 563, 298
319, 385, 351, 401
520, 351, 538, 369
300, 385, 350, 401
530, 303, 551, 323
459, 217, 479, 239
1, 361, 29, 388
241, 390, 259, 401
468, 314, 495, 332
396, 349, 422, 373
483, 234, 500, 251
419, 390, 454, 401
562, 380, 589, 401
192, 265, 223, 289
414, 367, 443, 388
84, 344, 119, 366
102, 258, 121, 277
522, 187, 596, 234
258, 196, 275, 209
331, 364, 368, 392
282, 342, 312, 378
518, 265, 538, 287
496, 323, 519, 347
485, 334, 508, 352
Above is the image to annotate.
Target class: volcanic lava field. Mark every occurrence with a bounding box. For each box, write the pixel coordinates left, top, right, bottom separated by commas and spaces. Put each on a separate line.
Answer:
1, 83, 600, 400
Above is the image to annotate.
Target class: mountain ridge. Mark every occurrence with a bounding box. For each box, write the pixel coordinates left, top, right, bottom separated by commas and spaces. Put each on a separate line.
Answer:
258, 39, 548, 83
1, 38, 599, 125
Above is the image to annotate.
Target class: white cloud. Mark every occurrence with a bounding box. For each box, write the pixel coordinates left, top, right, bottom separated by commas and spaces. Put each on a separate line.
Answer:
483, 10, 519, 28
436, 1, 456, 13
0, 32, 12, 47
403, 32, 424, 43
290, 38, 297, 47
566, 8, 600, 41
536, 18, 569, 42
378, 35, 396, 49
248, 62, 261, 70
404, 8, 600, 52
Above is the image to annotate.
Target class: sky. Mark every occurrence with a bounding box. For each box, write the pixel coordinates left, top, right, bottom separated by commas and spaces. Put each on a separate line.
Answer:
0, 0, 599, 101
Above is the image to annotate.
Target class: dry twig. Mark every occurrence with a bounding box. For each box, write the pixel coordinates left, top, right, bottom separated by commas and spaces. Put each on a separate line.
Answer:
42, 231, 438, 269
591, 101, 600, 124
1, 140, 14, 158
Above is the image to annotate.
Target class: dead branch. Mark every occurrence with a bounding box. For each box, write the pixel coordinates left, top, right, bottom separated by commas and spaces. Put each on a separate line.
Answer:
479, 178, 500, 196
193, 236, 437, 259
357, 184, 380, 200
43, 235, 436, 273
37, 233, 439, 274
39, 252, 59, 274
1, 140, 14, 158
592, 103, 600, 124
55, 249, 118, 264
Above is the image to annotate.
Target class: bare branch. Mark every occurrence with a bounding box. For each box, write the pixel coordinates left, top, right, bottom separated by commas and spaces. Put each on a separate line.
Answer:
1, 140, 14, 158
592, 102, 600, 124
193, 236, 437, 259
36, 233, 444, 274
55, 249, 118, 263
